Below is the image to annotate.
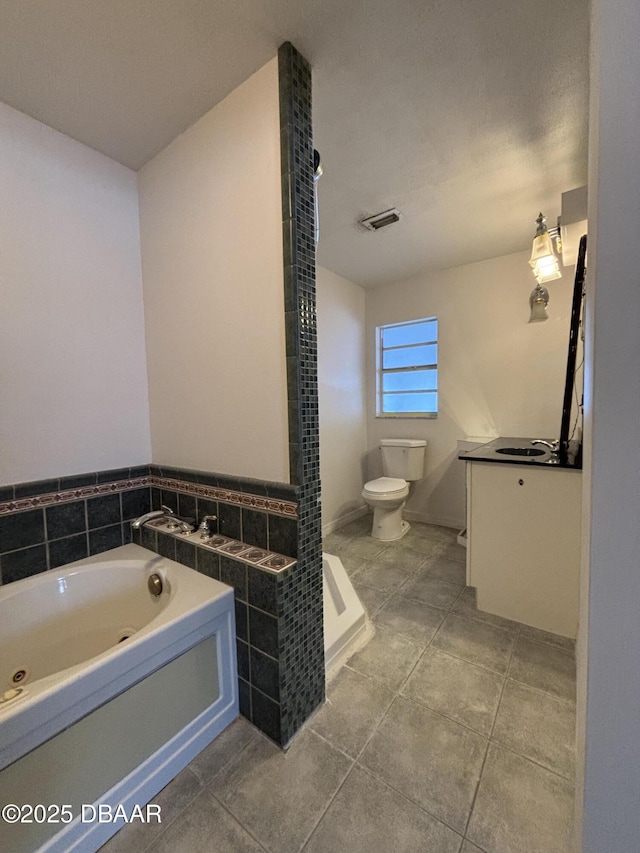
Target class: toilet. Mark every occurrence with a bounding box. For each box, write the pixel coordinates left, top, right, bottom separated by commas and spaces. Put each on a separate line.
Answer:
362, 439, 427, 541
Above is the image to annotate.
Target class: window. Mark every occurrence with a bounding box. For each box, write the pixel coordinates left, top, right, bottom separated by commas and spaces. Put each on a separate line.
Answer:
376, 317, 438, 417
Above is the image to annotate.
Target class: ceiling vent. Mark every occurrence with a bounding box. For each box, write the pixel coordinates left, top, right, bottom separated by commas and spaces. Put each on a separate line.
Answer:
359, 208, 403, 231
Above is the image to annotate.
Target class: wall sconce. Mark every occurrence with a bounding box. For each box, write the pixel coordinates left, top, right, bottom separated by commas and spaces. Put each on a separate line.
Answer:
529, 283, 550, 322
529, 212, 562, 284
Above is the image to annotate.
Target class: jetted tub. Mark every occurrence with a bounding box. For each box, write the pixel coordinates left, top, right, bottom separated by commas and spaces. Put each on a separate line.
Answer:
0, 543, 237, 853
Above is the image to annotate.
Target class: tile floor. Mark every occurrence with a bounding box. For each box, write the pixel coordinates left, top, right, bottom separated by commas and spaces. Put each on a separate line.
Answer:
100, 517, 576, 853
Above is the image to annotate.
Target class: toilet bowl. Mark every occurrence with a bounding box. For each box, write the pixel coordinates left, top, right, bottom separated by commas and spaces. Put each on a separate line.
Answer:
362, 477, 410, 541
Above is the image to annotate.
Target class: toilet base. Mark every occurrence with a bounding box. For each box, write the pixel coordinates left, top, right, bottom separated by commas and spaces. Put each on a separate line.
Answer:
370, 505, 410, 541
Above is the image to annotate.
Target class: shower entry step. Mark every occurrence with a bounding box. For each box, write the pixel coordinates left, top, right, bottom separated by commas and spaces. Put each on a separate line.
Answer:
322, 552, 372, 679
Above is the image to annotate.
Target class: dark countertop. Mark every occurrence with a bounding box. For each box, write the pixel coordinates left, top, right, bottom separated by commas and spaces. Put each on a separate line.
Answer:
458, 437, 582, 469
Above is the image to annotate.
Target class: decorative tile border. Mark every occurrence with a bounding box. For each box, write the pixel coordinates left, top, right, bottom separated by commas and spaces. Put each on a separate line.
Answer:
0, 475, 298, 519
150, 476, 298, 519
0, 478, 151, 516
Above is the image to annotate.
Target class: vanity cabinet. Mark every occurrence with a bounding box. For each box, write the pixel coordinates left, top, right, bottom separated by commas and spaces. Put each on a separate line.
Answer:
466, 462, 581, 638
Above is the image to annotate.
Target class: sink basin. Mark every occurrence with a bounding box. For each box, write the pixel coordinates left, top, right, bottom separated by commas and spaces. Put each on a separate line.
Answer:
495, 447, 546, 457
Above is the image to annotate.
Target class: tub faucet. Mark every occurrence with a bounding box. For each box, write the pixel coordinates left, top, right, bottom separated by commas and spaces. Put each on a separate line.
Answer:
132, 505, 195, 533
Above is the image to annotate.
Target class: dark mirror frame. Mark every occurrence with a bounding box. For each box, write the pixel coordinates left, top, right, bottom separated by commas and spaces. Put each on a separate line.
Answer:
559, 234, 588, 466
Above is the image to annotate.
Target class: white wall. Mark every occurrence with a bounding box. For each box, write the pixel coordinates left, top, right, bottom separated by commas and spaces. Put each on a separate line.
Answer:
366, 250, 574, 528
576, 0, 640, 848
317, 266, 367, 532
138, 58, 288, 483
0, 103, 151, 486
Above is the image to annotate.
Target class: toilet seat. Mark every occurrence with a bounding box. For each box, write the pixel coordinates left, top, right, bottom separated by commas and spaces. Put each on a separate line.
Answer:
362, 477, 408, 498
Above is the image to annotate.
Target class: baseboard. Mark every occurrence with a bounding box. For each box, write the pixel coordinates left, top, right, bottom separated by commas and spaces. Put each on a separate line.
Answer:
322, 505, 369, 536
324, 506, 463, 536
403, 509, 465, 531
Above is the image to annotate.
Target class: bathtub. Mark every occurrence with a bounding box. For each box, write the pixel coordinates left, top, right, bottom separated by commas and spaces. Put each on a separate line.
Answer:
0, 543, 237, 853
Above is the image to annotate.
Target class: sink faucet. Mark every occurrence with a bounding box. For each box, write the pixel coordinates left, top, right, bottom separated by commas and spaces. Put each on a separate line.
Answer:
531, 439, 559, 453
132, 505, 194, 533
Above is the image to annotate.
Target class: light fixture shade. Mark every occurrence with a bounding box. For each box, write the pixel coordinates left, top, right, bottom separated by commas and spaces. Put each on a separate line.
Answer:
529, 228, 562, 284
529, 285, 549, 322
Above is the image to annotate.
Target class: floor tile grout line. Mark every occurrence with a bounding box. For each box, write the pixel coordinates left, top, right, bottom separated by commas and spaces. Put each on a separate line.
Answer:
420, 642, 516, 680
298, 675, 404, 853
395, 635, 437, 693
489, 628, 520, 740
463, 837, 491, 853
396, 685, 498, 740
135, 767, 206, 853
203, 725, 266, 789
393, 578, 465, 614
517, 633, 576, 655
340, 547, 568, 843
305, 726, 361, 763
206, 788, 271, 852
352, 758, 467, 842
501, 673, 577, 705
334, 555, 461, 587
461, 617, 522, 840
445, 604, 524, 636
484, 737, 576, 783
460, 712, 495, 842
346, 615, 576, 777
104, 727, 259, 852
350, 628, 552, 744
206, 734, 322, 853
297, 757, 357, 851
361, 583, 463, 610
159, 726, 263, 846
361, 582, 469, 696
323, 668, 473, 843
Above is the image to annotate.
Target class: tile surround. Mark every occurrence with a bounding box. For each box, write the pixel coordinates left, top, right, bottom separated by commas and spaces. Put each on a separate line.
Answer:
0, 465, 299, 587
0, 471, 152, 584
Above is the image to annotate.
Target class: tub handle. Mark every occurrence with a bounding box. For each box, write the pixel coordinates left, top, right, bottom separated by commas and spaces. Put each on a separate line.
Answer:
148, 573, 163, 597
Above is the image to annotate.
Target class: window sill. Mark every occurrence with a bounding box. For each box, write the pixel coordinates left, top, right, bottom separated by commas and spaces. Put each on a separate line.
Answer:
376, 413, 438, 419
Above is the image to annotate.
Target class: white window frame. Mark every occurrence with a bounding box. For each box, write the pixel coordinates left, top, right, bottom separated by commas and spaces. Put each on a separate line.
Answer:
376, 316, 438, 418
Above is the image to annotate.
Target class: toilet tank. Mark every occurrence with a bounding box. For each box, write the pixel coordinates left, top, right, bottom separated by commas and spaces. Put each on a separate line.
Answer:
380, 439, 427, 481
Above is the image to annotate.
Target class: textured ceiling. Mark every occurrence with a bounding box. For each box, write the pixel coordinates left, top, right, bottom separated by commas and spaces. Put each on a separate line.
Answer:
0, 0, 589, 287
